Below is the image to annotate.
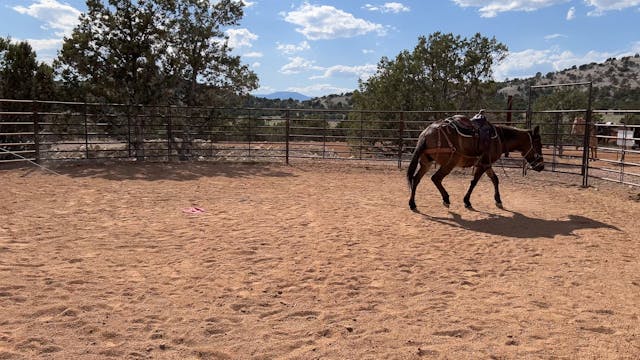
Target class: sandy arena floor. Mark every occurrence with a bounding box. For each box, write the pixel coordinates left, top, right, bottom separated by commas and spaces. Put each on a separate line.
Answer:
1, 161, 639, 359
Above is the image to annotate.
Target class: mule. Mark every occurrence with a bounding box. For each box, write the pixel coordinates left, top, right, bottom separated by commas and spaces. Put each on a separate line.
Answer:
571, 117, 597, 159
407, 115, 544, 211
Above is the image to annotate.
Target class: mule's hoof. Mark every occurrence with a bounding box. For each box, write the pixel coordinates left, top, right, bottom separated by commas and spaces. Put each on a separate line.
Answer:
496, 202, 504, 209
464, 203, 472, 209
443, 202, 450, 208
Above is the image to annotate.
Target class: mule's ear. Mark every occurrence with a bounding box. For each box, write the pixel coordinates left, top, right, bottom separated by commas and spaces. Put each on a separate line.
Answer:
533, 125, 540, 135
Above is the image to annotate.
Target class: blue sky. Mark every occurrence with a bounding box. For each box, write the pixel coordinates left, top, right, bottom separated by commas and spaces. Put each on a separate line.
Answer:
1, 0, 639, 97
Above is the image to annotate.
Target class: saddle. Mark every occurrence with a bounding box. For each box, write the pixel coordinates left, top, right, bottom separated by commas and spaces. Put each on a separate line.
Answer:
443, 114, 498, 158
443, 115, 497, 139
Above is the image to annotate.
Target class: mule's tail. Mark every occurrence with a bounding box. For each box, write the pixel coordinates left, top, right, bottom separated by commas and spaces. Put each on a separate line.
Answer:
406, 134, 427, 188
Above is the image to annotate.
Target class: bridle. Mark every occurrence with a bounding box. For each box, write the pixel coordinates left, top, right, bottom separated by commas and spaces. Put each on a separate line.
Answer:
523, 132, 543, 170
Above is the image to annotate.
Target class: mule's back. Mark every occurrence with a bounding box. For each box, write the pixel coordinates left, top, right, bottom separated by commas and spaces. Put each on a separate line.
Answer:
421, 117, 501, 167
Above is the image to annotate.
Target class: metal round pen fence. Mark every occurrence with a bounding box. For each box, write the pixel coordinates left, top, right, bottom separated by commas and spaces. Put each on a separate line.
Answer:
1, 96, 639, 187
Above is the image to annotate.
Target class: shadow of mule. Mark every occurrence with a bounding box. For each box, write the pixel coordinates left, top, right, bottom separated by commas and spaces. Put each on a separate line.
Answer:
416, 209, 619, 239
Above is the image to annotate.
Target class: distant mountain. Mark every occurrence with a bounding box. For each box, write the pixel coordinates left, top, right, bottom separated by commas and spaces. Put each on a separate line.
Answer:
255, 91, 311, 101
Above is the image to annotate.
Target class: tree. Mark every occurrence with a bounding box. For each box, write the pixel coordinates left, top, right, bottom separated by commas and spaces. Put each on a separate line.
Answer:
0, 38, 54, 100
56, 0, 259, 159
56, 0, 163, 105
157, 0, 259, 159
160, 0, 258, 107
57, 0, 258, 106
354, 32, 508, 113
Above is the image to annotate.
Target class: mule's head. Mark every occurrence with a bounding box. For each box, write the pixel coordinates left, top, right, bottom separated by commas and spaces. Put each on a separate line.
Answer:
522, 126, 544, 171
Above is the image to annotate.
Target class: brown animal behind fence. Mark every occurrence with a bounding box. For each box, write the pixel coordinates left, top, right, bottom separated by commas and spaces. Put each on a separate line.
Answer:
571, 117, 597, 159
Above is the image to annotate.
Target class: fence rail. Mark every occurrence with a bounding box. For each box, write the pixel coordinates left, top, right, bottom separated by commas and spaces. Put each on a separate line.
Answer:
1, 99, 639, 187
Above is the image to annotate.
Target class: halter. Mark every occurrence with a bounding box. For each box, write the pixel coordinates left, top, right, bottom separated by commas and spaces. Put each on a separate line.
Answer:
523, 132, 543, 170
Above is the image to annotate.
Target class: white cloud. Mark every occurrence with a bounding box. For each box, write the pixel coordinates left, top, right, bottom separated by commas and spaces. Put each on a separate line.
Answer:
243, 52, 263, 58
362, 49, 375, 54
251, 62, 261, 68
280, 57, 324, 74
241, 1, 256, 7
451, 0, 569, 17
566, 6, 576, 20
287, 83, 353, 97
12, 38, 61, 64
12, 0, 81, 37
17, 38, 62, 52
452, 0, 640, 17
544, 33, 567, 40
280, 57, 377, 83
310, 64, 378, 80
283, 3, 386, 40
585, 0, 640, 16
364, 2, 410, 13
226, 28, 258, 49
276, 41, 310, 55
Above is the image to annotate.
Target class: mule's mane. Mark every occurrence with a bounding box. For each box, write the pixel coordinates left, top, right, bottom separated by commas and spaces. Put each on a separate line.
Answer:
495, 124, 529, 140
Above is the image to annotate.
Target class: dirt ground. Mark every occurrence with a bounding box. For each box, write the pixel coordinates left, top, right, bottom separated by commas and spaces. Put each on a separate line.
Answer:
1, 161, 639, 359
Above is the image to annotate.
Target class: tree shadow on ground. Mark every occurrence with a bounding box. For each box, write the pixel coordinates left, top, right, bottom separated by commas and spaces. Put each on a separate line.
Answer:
38, 161, 297, 181
416, 209, 619, 238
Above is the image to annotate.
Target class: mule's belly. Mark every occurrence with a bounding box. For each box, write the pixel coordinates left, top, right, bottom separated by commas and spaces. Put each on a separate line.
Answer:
430, 153, 479, 168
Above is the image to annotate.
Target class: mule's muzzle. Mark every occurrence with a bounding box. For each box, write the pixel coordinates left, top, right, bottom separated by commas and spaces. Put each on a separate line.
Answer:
530, 157, 544, 172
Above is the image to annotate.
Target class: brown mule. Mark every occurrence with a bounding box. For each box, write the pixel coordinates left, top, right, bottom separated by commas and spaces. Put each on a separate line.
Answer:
407, 116, 544, 211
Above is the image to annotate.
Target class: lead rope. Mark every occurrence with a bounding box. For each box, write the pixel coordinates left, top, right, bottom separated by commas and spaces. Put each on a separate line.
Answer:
0, 147, 64, 176
521, 132, 539, 175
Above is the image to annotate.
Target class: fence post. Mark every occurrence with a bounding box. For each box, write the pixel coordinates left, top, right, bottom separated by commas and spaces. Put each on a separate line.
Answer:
126, 105, 132, 158
322, 112, 327, 159
32, 100, 40, 164
167, 106, 172, 161
619, 124, 627, 184
139, 105, 145, 160
526, 86, 533, 129
359, 111, 364, 160
506, 95, 513, 126
84, 102, 89, 159
581, 82, 593, 187
284, 109, 290, 165
248, 108, 252, 159
552, 112, 560, 172
505, 96, 513, 157
398, 111, 405, 169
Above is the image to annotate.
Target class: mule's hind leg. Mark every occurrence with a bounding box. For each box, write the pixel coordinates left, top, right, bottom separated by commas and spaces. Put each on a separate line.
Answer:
463, 165, 489, 209
485, 167, 503, 208
431, 162, 454, 207
409, 156, 433, 211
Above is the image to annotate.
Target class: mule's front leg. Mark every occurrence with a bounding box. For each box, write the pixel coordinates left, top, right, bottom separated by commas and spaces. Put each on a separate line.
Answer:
485, 168, 502, 208
463, 166, 488, 209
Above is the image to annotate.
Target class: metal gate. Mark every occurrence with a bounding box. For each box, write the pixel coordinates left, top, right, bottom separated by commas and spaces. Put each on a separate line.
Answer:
0, 99, 39, 164
526, 82, 594, 187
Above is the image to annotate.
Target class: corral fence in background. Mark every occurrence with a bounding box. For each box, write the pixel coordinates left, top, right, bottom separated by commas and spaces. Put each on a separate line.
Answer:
527, 82, 640, 187
1, 98, 639, 187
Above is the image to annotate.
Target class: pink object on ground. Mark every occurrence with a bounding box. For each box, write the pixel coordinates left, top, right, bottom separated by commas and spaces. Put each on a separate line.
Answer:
182, 207, 205, 214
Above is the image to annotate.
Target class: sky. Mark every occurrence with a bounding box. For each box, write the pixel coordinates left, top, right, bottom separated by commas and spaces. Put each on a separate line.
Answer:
0, 0, 639, 97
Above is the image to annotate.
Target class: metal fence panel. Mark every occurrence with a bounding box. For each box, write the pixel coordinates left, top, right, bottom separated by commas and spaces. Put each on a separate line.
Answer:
1, 99, 638, 187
